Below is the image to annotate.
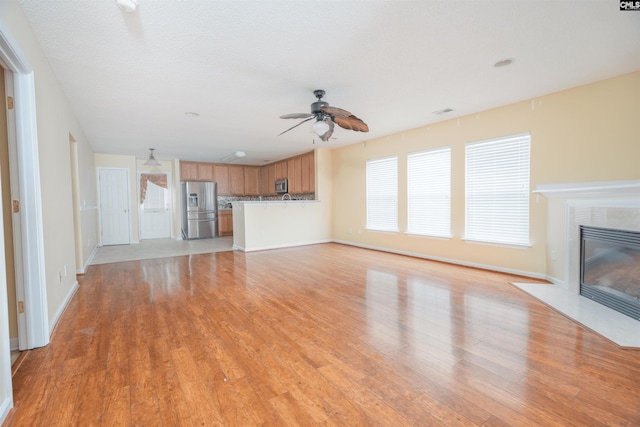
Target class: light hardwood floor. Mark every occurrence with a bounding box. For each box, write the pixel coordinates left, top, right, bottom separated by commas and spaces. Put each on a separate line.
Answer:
5, 243, 640, 426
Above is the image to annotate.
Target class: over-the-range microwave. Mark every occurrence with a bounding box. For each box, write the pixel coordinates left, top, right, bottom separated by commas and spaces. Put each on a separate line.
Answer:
275, 178, 288, 194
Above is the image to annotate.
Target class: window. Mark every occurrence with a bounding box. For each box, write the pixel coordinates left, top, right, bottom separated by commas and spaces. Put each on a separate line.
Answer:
465, 133, 531, 246
366, 157, 398, 232
407, 147, 451, 237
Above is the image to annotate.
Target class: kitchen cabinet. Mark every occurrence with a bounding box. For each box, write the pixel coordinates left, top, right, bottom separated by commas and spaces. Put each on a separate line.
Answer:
244, 166, 260, 196
287, 157, 302, 194
218, 210, 233, 236
180, 161, 215, 182
275, 161, 287, 180
267, 164, 276, 195
197, 163, 214, 181
180, 161, 199, 181
260, 166, 270, 195
229, 165, 245, 195
213, 165, 229, 195
300, 151, 315, 193
181, 150, 314, 196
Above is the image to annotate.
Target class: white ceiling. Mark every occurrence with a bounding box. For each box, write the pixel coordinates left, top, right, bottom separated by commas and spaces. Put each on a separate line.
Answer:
18, 0, 640, 165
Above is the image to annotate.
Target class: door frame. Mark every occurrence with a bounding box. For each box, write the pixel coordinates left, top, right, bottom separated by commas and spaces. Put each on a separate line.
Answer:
0, 28, 49, 349
97, 167, 132, 246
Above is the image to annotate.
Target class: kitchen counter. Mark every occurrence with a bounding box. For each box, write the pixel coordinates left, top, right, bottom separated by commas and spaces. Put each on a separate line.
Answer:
230, 200, 330, 251
231, 200, 319, 206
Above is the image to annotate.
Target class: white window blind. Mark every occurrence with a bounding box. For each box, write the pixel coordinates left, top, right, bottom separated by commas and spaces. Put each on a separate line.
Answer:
465, 133, 531, 246
407, 147, 451, 237
366, 157, 398, 232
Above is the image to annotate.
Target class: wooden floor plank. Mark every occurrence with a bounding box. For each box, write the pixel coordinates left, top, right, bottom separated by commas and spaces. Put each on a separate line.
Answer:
5, 243, 640, 426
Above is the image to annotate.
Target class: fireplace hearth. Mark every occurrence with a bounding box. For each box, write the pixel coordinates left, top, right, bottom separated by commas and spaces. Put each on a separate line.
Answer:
580, 225, 640, 320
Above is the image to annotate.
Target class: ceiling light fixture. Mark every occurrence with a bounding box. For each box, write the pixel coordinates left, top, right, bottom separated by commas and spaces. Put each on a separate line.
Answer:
494, 58, 514, 68
220, 151, 246, 162
115, 0, 138, 12
144, 148, 161, 166
312, 120, 330, 136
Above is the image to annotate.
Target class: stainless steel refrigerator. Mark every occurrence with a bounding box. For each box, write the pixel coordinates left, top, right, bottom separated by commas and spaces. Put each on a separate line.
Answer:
181, 181, 217, 239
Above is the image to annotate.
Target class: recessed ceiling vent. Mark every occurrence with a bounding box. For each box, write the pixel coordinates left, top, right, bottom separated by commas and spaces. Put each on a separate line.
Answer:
433, 108, 454, 115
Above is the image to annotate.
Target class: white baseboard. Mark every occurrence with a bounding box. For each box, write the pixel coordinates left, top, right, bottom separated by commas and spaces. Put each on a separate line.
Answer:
0, 396, 12, 427
9, 338, 18, 352
333, 239, 547, 281
79, 245, 99, 274
238, 239, 332, 253
49, 280, 79, 335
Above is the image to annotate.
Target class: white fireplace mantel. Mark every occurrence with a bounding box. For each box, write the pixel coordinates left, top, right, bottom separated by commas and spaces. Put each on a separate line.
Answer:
534, 180, 640, 199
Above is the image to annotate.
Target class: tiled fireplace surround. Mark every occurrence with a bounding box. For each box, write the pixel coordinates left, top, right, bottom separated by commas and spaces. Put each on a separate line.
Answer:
515, 181, 640, 348
565, 198, 640, 295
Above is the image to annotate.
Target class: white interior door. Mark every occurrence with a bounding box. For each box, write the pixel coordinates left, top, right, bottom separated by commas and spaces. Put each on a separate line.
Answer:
140, 175, 171, 240
99, 168, 130, 245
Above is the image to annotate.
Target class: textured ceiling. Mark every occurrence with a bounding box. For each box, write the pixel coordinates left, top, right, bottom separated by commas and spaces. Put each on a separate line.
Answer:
18, 0, 640, 165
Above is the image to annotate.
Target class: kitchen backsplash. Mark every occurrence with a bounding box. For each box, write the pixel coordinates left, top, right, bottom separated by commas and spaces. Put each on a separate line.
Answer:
218, 193, 315, 209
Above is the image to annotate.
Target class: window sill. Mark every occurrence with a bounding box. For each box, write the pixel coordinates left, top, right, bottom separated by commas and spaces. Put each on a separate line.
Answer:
462, 238, 531, 249
405, 232, 452, 240
365, 228, 399, 234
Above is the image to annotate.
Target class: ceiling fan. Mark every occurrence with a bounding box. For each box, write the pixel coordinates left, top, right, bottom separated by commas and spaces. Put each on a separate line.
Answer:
279, 89, 369, 142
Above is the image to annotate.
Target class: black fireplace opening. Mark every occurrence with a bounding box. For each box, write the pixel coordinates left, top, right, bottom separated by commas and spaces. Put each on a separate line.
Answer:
580, 225, 640, 320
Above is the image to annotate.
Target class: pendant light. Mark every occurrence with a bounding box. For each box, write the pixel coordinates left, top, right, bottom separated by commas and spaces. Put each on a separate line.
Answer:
144, 148, 161, 166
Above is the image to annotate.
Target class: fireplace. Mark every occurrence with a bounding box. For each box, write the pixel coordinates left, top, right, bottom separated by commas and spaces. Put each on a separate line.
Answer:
580, 225, 640, 320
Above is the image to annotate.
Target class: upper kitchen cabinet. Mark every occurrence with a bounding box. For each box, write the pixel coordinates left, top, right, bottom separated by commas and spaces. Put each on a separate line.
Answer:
275, 161, 287, 180
300, 151, 315, 194
180, 161, 215, 182
180, 161, 198, 181
287, 156, 302, 194
244, 166, 260, 196
229, 165, 245, 196
213, 164, 230, 195
260, 166, 270, 195
198, 163, 214, 181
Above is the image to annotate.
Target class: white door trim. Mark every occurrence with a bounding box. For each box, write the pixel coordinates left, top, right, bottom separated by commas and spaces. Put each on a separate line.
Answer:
0, 26, 49, 350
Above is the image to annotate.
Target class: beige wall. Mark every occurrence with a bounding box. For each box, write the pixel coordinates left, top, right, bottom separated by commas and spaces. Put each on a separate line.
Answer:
332, 72, 640, 278
0, 0, 98, 333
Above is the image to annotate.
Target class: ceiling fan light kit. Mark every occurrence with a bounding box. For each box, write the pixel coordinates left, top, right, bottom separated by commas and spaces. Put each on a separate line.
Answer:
279, 89, 369, 142
312, 120, 330, 136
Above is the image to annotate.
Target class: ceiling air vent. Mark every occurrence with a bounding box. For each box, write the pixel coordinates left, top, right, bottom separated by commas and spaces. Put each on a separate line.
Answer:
433, 108, 454, 115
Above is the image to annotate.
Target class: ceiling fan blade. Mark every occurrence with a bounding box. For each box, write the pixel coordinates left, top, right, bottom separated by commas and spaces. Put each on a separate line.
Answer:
319, 119, 335, 142
333, 115, 369, 132
320, 105, 353, 119
277, 116, 315, 136
280, 113, 314, 119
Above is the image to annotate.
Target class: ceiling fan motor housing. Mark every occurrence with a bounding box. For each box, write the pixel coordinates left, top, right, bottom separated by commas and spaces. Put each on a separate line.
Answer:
311, 100, 329, 114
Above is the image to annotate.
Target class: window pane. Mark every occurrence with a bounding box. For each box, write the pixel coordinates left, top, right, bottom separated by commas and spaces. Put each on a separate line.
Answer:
366, 157, 398, 232
465, 133, 530, 246
407, 147, 451, 237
